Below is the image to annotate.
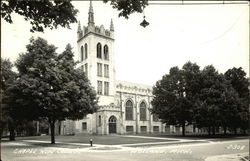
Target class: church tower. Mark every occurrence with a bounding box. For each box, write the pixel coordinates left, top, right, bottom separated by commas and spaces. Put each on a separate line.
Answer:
77, 0, 115, 106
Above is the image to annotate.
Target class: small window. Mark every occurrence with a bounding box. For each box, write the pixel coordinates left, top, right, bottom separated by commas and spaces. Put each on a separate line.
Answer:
82, 122, 87, 131
104, 45, 109, 60
97, 63, 102, 76
81, 46, 84, 61
126, 126, 134, 132
104, 64, 109, 77
153, 126, 159, 132
98, 115, 101, 126
97, 81, 102, 95
84, 43, 88, 59
140, 126, 147, 133
104, 82, 109, 95
97, 43, 102, 58
165, 125, 170, 133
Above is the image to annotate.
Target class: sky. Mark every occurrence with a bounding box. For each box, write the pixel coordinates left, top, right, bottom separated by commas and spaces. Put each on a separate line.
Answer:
1, 1, 249, 86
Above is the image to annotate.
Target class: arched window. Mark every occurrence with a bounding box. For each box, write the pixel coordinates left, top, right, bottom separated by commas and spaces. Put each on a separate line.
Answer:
81, 46, 84, 61
140, 102, 147, 121
104, 45, 109, 60
108, 115, 117, 123
84, 43, 88, 59
125, 100, 133, 120
98, 115, 101, 126
97, 43, 102, 58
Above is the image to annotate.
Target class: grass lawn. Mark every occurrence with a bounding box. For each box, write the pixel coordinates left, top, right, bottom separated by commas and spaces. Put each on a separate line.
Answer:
11, 134, 178, 145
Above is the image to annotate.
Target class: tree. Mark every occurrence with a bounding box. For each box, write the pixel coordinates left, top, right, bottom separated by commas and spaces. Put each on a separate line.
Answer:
1, 0, 148, 32
219, 86, 241, 135
152, 66, 192, 136
0, 58, 17, 141
194, 65, 242, 135
152, 62, 201, 136
224, 67, 249, 133
5, 37, 98, 144
194, 66, 224, 135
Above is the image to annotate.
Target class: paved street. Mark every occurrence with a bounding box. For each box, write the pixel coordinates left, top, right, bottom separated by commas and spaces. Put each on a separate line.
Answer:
1, 135, 249, 161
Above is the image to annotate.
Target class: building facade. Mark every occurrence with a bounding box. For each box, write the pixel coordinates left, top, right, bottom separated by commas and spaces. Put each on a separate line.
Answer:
59, 1, 194, 135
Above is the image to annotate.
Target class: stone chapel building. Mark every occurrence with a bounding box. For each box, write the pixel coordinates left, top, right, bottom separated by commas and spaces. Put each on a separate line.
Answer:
58, 1, 194, 135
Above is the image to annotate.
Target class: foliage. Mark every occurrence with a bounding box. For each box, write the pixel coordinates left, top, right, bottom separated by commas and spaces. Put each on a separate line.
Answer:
152, 62, 249, 136
224, 67, 249, 98
103, 0, 148, 19
0, 58, 17, 140
224, 67, 249, 132
1, 0, 78, 32
152, 62, 201, 136
5, 37, 98, 143
1, 0, 148, 32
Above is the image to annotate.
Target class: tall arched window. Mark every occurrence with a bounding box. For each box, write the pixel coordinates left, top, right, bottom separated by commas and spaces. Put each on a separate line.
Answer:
125, 100, 133, 120
81, 46, 84, 61
104, 45, 109, 60
97, 43, 102, 58
140, 102, 147, 121
84, 43, 88, 59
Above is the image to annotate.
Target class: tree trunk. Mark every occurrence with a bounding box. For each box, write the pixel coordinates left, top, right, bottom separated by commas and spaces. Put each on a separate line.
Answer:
49, 118, 55, 144
212, 126, 215, 135
182, 123, 185, 137
8, 120, 15, 141
234, 128, 237, 135
0, 126, 2, 161
208, 126, 211, 136
223, 126, 227, 135
243, 129, 246, 134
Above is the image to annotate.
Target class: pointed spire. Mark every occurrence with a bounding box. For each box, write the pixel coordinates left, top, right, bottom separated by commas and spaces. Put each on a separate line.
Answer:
110, 19, 114, 31
77, 21, 81, 33
88, 0, 94, 26
89, 0, 93, 13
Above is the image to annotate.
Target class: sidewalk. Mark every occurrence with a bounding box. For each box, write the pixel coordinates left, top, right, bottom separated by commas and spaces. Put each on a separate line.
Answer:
205, 152, 249, 161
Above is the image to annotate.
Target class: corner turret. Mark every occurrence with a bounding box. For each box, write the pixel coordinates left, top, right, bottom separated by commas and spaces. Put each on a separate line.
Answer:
110, 19, 114, 31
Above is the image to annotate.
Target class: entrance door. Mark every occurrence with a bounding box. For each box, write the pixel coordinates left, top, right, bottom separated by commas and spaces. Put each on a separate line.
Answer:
108, 116, 117, 134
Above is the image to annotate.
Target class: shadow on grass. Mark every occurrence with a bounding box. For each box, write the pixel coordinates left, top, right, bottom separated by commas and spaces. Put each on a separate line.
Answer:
26, 142, 90, 149
124, 140, 208, 148
135, 133, 249, 140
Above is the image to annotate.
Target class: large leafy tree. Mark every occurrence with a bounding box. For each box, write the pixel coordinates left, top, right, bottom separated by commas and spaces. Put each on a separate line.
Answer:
1, 0, 148, 32
5, 37, 98, 144
224, 67, 249, 133
152, 62, 247, 136
194, 65, 242, 135
152, 65, 191, 136
0, 58, 17, 140
152, 62, 201, 136
194, 66, 224, 135
219, 86, 241, 135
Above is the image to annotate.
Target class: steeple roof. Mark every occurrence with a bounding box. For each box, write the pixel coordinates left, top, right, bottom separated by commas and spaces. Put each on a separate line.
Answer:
88, 0, 94, 26
77, 21, 81, 33
110, 19, 114, 31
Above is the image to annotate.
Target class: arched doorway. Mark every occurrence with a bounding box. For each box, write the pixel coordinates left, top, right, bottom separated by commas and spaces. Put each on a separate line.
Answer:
108, 116, 117, 134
